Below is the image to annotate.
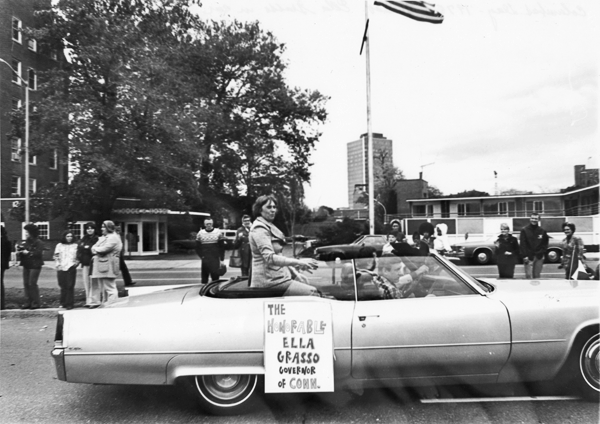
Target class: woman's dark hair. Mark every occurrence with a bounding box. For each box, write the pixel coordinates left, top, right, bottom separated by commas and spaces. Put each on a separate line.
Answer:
252, 194, 278, 218
60, 230, 75, 244
23, 224, 39, 238
84, 222, 96, 230
563, 222, 576, 233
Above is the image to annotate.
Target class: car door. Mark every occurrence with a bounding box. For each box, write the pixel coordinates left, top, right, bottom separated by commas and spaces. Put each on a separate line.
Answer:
351, 256, 511, 381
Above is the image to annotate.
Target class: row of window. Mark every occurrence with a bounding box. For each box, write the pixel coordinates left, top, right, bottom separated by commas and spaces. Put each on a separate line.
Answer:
10, 176, 37, 197
10, 138, 58, 168
9, 58, 37, 89
12, 16, 58, 60
413, 201, 545, 217
1, 221, 50, 240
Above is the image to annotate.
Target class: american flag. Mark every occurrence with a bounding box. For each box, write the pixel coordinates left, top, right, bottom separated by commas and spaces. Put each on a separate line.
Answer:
374, 1, 444, 24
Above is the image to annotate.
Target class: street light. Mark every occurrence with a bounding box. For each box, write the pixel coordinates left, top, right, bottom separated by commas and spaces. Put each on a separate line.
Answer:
1, 58, 30, 223
354, 184, 387, 224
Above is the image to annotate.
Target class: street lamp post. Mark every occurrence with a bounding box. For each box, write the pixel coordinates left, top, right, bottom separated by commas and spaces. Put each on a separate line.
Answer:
1, 58, 30, 223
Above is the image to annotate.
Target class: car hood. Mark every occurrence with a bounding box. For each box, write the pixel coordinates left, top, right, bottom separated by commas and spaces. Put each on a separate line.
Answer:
481, 278, 599, 300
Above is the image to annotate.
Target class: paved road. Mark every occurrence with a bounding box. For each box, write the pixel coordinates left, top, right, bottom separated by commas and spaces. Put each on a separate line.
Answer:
1, 315, 598, 424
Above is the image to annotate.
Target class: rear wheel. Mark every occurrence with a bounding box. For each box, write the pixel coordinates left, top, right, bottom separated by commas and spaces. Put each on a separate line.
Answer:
578, 333, 600, 400
190, 374, 259, 415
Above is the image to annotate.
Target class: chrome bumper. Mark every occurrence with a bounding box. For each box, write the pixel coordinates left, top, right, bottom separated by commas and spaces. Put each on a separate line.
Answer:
51, 345, 66, 381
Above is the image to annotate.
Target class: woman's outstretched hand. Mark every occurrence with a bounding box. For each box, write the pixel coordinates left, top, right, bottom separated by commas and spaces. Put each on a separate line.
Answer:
296, 258, 319, 273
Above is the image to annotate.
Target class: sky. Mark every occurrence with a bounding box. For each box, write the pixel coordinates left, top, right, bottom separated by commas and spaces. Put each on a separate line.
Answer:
198, 0, 599, 209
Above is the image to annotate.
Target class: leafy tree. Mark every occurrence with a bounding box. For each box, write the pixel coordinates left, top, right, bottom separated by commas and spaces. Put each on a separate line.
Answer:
316, 217, 365, 246
427, 185, 444, 198
447, 189, 490, 198
24, 1, 327, 222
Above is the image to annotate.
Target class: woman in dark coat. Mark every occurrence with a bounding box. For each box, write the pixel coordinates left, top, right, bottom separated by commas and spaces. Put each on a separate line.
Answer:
494, 223, 519, 278
77, 222, 98, 307
18, 224, 45, 309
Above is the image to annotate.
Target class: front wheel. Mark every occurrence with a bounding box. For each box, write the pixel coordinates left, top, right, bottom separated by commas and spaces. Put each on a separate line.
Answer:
579, 333, 600, 401
190, 374, 259, 415
473, 250, 492, 265
545, 249, 562, 264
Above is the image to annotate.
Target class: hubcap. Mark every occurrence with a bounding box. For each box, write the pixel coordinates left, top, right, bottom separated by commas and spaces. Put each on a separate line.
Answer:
199, 375, 252, 401
547, 251, 558, 262
581, 336, 600, 390
477, 252, 489, 263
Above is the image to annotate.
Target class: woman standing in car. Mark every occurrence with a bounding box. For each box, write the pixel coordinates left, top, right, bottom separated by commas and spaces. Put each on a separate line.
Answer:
494, 223, 519, 278
249, 194, 318, 295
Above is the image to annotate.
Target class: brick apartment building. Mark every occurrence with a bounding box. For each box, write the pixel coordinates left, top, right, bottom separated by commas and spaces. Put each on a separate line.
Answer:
1, 0, 67, 242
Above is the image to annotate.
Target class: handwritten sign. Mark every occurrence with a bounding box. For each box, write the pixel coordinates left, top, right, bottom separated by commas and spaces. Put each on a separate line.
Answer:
264, 301, 334, 393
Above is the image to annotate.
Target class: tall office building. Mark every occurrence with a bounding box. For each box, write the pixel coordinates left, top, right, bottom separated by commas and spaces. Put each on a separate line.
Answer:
1, 0, 67, 239
347, 133, 393, 208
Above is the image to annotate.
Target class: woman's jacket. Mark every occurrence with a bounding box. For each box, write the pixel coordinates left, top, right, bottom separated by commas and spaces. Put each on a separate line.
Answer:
91, 233, 122, 279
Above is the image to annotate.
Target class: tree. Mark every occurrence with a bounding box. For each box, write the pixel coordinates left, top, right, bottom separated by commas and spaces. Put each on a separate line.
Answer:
355, 150, 404, 215
427, 185, 444, 198
448, 190, 490, 198
26, 1, 328, 221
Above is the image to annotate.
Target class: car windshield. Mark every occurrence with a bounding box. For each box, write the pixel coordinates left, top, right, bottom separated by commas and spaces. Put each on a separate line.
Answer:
206, 252, 487, 300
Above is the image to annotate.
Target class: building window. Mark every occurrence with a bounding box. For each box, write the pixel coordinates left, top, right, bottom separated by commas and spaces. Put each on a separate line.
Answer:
29, 178, 37, 195
12, 98, 22, 110
27, 38, 37, 51
458, 203, 466, 217
29, 154, 37, 165
28, 68, 37, 90
23, 222, 49, 240
11, 176, 22, 197
413, 205, 426, 217
50, 49, 58, 61
11, 138, 22, 162
526, 201, 544, 214
426, 205, 434, 217
49, 149, 58, 169
499, 202, 508, 215
12, 17, 22, 43
11, 59, 22, 85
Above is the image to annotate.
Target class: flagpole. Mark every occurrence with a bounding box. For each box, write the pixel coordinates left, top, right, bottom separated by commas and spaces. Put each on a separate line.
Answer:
365, 0, 375, 235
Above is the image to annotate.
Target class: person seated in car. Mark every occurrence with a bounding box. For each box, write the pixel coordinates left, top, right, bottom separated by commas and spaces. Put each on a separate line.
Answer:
374, 256, 429, 299
382, 231, 407, 256
249, 194, 319, 295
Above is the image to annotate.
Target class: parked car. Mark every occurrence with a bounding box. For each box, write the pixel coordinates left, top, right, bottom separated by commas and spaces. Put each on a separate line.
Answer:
51, 252, 599, 415
313, 234, 388, 260
450, 236, 565, 265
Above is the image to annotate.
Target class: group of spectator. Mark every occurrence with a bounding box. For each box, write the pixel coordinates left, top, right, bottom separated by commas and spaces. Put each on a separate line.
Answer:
0, 221, 135, 310
383, 213, 590, 280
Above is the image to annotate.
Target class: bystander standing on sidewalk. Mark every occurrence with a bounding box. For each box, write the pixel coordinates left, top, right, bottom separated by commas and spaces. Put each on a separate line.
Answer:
116, 226, 136, 287
1, 226, 11, 310
17, 224, 44, 309
233, 215, 252, 277
559, 222, 586, 279
91, 221, 122, 306
519, 213, 549, 279
54, 230, 79, 309
195, 218, 225, 284
494, 223, 519, 278
77, 222, 99, 307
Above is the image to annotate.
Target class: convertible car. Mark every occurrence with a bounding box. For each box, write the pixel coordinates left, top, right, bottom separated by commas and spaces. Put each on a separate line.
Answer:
51, 252, 599, 415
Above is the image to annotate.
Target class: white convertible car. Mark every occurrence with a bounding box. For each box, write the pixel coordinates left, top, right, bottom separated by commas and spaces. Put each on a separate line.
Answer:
52, 252, 599, 415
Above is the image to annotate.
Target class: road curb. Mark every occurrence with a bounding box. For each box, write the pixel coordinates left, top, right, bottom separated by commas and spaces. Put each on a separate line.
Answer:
1, 308, 59, 318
